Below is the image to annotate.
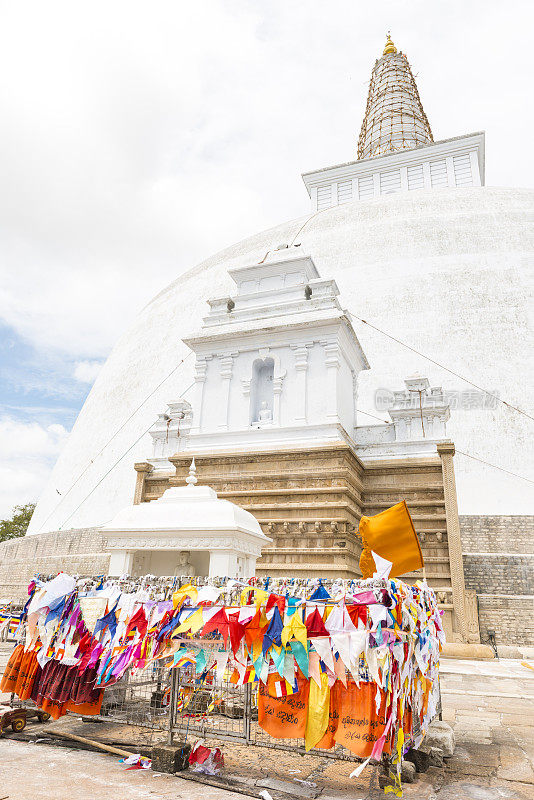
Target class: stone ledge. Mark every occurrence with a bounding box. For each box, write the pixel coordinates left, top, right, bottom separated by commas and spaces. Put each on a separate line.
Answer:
441, 643, 495, 659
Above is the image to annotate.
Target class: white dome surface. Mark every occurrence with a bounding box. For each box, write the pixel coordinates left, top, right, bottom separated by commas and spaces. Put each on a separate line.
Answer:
28, 186, 534, 535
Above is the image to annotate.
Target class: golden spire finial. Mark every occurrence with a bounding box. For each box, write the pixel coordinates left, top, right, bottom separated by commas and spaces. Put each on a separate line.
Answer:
383, 32, 397, 56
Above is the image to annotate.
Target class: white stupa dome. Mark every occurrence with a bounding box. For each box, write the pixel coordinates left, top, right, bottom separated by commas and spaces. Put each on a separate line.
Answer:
27, 185, 533, 536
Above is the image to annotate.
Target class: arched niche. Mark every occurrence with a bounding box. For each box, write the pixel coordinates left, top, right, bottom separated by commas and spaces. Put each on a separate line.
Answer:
250, 357, 274, 424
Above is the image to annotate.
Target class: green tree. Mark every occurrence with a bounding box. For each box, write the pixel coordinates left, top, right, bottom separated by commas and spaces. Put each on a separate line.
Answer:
0, 502, 36, 542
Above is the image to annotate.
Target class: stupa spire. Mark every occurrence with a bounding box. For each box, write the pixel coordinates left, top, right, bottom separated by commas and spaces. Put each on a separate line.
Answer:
383, 32, 397, 56
357, 34, 433, 160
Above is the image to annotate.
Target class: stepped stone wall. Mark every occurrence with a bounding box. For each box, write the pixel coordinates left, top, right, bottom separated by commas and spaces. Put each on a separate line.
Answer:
1, 456, 532, 646
477, 595, 534, 647
163, 443, 471, 644
460, 515, 534, 648
0, 528, 109, 602
460, 515, 534, 554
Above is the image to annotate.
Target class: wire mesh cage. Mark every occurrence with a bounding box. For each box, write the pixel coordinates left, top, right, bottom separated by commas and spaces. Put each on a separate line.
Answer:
170, 664, 250, 742
97, 660, 171, 730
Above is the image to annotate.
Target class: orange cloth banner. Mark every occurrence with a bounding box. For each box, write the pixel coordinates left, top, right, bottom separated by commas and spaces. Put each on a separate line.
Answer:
333, 680, 390, 758
0, 644, 39, 701
258, 673, 309, 739
258, 673, 391, 758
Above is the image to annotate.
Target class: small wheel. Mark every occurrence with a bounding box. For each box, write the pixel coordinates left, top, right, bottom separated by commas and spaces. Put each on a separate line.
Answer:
11, 717, 26, 732
37, 712, 51, 723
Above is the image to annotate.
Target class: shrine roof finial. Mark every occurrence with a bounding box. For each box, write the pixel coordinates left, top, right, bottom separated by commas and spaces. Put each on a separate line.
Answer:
186, 458, 198, 486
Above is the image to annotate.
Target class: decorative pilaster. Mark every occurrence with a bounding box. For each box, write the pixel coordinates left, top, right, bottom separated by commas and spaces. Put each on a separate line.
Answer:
190, 356, 210, 434
437, 442, 479, 643
470, 150, 482, 186
352, 370, 358, 429
150, 414, 170, 458
323, 342, 341, 421
241, 378, 251, 398
166, 400, 193, 454
133, 463, 153, 504
217, 354, 235, 431
291, 344, 309, 422
108, 550, 135, 576
273, 373, 286, 426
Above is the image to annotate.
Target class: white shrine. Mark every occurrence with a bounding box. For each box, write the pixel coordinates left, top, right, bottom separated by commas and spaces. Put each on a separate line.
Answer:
101, 459, 271, 578
148, 248, 451, 470
179, 249, 370, 453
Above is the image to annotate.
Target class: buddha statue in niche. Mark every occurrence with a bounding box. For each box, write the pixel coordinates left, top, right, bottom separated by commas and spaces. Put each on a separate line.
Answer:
258, 400, 273, 423
173, 551, 195, 577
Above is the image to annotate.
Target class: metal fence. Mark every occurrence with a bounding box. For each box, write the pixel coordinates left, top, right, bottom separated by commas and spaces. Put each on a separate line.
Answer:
167, 663, 360, 761
83, 660, 439, 760
96, 660, 171, 732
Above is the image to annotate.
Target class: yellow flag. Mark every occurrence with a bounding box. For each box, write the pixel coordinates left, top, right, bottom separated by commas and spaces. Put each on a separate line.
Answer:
305, 671, 330, 752
254, 589, 269, 607
175, 607, 204, 635
281, 613, 308, 651
240, 586, 269, 608
172, 583, 198, 608
240, 586, 254, 605
359, 500, 423, 579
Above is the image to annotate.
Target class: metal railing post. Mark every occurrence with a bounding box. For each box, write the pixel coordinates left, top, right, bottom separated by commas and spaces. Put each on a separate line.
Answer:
167, 667, 179, 746
244, 683, 252, 743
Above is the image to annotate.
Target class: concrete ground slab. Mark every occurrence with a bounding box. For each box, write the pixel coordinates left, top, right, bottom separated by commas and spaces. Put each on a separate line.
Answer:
0, 738, 245, 800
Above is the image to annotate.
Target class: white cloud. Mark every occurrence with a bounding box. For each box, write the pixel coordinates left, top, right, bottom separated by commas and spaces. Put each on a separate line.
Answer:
0, 417, 69, 517
74, 361, 103, 384
0, 417, 68, 460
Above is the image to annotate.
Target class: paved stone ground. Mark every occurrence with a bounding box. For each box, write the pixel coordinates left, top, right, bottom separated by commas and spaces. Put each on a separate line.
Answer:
437, 657, 534, 799
0, 646, 532, 799
0, 737, 246, 800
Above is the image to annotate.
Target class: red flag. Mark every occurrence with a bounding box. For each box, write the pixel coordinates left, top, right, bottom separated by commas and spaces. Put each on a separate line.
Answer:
227, 613, 245, 656
266, 593, 286, 616
201, 608, 230, 648
305, 608, 329, 637
124, 606, 148, 639
347, 604, 367, 628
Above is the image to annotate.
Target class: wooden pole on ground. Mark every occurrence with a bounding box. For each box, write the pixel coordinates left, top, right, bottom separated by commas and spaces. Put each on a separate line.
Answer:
47, 730, 135, 758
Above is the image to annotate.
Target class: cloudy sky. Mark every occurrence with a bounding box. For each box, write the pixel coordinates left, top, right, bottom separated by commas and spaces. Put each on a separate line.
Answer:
0, 0, 533, 518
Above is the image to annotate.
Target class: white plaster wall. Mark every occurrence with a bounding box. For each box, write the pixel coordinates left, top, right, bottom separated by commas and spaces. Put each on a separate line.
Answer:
27, 187, 534, 534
